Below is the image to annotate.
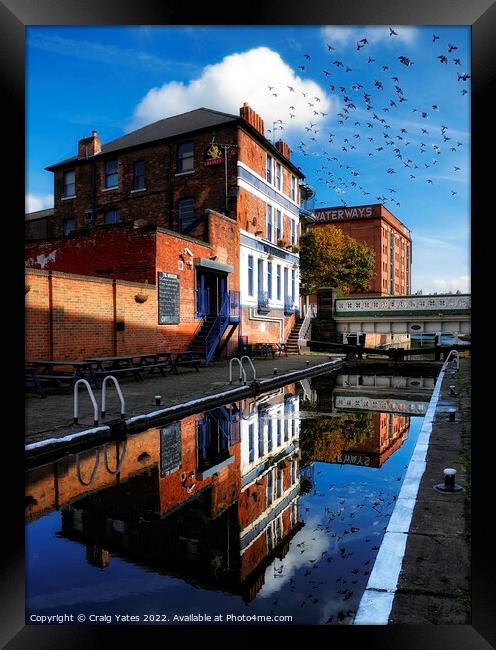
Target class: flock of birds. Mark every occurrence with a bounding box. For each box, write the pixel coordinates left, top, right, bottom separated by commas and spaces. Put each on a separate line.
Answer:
264, 29, 469, 209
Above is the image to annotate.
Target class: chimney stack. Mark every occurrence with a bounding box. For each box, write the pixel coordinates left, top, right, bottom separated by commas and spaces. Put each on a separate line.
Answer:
78, 131, 102, 160
275, 139, 291, 160
240, 103, 265, 136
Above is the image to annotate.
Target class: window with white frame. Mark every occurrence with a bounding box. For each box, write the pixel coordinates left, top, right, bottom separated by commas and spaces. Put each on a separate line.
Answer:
275, 162, 282, 190
104, 159, 118, 189
266, 204, 273, 242
275, 210, 282, 242
291, 176, 296, 201
290, 219, 296, 245
266, 153, 273, 184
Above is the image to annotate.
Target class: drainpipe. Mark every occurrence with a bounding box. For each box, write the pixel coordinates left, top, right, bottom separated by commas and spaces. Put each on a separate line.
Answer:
168, 144, 173, 230
48, 270, 54, 360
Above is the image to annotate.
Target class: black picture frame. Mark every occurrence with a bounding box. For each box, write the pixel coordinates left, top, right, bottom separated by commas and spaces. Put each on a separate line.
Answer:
5, 0, 491, 646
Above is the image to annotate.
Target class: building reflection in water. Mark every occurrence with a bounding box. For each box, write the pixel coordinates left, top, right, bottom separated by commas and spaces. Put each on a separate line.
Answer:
25, 372, 432, 608
25, 385, 302, 603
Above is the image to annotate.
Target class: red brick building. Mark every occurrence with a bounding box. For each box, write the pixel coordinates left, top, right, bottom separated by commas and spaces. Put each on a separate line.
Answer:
311, 203, 412, 297
26, 104, 307, 360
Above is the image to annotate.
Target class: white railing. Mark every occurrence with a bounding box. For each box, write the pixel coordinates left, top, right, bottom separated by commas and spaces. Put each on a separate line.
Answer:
335, 294, 471, 314
298, 303, 317, 346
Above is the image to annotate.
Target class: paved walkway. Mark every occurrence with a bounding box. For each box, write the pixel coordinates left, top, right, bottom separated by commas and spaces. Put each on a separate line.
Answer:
389, 356, 471, 624
25, 353, 340, 444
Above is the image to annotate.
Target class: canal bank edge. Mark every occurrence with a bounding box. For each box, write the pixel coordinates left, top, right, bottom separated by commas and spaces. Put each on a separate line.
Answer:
354, 353, 470, 624
25, 357, 344, 468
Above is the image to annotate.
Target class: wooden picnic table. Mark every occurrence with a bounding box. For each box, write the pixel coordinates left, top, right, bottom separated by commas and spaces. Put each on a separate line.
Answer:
252, 343, 288, 359
85, 355, 145, 383
26, 360, 98, 398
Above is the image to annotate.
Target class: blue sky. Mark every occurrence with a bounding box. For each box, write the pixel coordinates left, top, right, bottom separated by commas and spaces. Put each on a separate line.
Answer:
26, 25, 470, 293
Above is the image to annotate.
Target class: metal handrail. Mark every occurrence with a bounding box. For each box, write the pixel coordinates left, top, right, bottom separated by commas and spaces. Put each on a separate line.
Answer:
445, 349, 460, 370
240, 355, 257, 382
74, 379, 99, 426
101, 375, 125, 419
204, 292, 230, 366
103, 440, 127, 475
298, 303, 317, 344
228, 357, 247, 384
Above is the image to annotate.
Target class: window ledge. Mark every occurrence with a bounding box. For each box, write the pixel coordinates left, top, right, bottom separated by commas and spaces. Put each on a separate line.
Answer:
102, 186, 118, 192
175, 170, 194, 177
130, 188, 146, 194
61, 195, 76, 201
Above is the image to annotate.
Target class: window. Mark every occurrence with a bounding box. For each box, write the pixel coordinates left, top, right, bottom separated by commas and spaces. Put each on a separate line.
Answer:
276, 418, 281, 446
177, 141, 194, 173
275, 210, 282, 241
291, 269, 296, 303
104, 159, 118, 189
267, 469, 274, 506
266, 154, 273, 184
275, 162, 282, 190
276, 468, 283, 498
63, 170, 75, 197
291, 176, 296, 201
290, 219, 296, 245
267, 262, 273, 299
132, 161, 145, 190
248, 255, 254, 296
276, 265, 281, 300
177, 198, 194, 232
267, 419, 273, 452
248, 423, 255, 463
266, 204, 273, 242
258, 420, 264, 457
104, 209, 120, 225
63, 218, 75, 236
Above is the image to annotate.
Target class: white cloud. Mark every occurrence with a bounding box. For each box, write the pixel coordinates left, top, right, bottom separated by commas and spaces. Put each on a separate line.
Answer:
322, 26, 418, 49
431, 275, 470, 293
26, 193, 53, 213
128, 47, 338, 136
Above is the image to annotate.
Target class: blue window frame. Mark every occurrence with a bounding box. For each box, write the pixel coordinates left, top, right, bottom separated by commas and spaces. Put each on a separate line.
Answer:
276, 265, 281, 300
104, 209, 120, 225
177, 141, 194, 173
133, 160, 145, 190
266, 204, 273, 242
248, 255, 254, 296
177, 198, 194, 232
104, 159, 118, 188
267, 262, 272, 299
63, 170, 75, 197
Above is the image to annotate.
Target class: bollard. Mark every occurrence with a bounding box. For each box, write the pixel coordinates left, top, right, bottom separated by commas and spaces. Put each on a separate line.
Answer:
306, 360, 310, 367
443, 468, 456, 490
155, 395, 162, 406
434, 467, 462, 493
449, 385, 456, 396
273, 368, 278, 375
449, 408, 456, 422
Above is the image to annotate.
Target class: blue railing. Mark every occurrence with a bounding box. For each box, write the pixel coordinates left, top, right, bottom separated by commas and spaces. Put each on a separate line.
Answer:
229, 290, 240, 322
196, 286, 210, 318
258, 290, 270, 314
204, 292, 230, 366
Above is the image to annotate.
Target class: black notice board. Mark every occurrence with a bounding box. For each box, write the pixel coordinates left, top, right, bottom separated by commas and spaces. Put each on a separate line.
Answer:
160, 422, 182, 478
158, 272, 180, 324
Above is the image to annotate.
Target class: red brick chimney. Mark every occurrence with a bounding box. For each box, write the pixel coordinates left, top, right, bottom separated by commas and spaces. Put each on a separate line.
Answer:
240, 102, 265, 136
275, 139, 291, 160
78, 130, 102, 159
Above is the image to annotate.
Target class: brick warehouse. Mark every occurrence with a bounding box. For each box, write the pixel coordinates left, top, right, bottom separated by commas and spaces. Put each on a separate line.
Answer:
311, 203, 412, 297
26, 104, 308, 361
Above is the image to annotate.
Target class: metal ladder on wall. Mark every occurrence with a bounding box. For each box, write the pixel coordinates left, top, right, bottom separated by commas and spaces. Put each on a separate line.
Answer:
73, 376, 126, 426
227, 356, 257, 385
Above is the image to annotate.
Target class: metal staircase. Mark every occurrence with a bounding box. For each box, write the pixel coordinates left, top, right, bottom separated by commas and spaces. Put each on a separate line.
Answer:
189, 290, 240, 366
285, 316, 304, 354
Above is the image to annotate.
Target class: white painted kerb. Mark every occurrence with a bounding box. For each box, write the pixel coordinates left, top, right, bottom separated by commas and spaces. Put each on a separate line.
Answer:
354, 358, 451, 625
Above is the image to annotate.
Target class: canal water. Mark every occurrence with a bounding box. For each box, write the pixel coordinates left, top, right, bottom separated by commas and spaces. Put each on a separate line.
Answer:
25, 368, 438, 625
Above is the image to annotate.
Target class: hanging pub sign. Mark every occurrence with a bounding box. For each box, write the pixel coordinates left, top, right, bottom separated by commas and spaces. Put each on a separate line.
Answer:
204, 143, 225, 166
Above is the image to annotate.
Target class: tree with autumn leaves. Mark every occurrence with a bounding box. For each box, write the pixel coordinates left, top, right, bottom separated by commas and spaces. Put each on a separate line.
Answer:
299, 225, 375, 295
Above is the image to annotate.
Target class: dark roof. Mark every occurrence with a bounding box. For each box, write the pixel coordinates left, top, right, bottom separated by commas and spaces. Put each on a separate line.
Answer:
45, 107, 304, 177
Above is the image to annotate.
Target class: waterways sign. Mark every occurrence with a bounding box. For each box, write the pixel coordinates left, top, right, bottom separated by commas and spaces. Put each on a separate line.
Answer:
158, 272, 180, 324
315, 205, 373, 222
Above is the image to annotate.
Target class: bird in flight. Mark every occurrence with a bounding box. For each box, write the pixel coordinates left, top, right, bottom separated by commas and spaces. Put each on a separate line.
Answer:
389, 27, 398, 36
398, 56, 413, 66
433, 34, 440, 41
438, 55, 448, 64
